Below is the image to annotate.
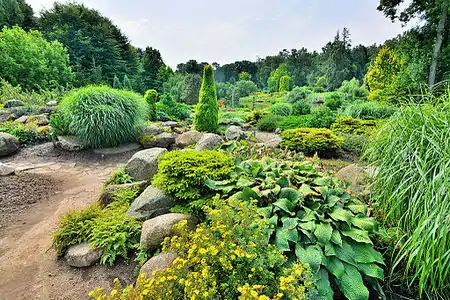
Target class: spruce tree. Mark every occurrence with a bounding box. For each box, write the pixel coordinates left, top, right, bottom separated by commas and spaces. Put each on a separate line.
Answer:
194, 65, 218, 132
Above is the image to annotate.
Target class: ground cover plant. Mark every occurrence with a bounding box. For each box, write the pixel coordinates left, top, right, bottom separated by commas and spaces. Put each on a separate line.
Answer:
281, 128, 343, 157
58, 86, 148, 148
0, 121, 50, 144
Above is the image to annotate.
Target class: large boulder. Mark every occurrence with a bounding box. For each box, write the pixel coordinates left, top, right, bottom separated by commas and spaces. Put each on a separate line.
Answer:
0, 163, 15, 176
3, 99, 24, 108
335, 164, 370, 194
127, 186, 174, 221
140, 213, 197, 251
140, 124, 166, 136
175, 130, 203, 148
0, 133, 19, 157
138, 132, 175, 149
125, 148, 167, 181
195, 133, 224, 151
161, 121, 179, 129
65, 242, 103, 267
225, 126, 245, 141
53, 136, 86, 152
99, 181, 148, 207
140, 252, 177, 278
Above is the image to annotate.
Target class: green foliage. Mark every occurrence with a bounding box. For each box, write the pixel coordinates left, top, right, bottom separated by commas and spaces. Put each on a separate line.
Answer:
48, 112, 69, 137
153, 150, 234, 201
104, 167, 135, 187
59, 86, 148, 148
365, 102, 450, 295
0, 121, 49, 144
181, 73, 202, 105
0, 0, 36, 30
287, 86, 313, 104
256, 115, 282, 132
207, 157, 384, 299
331, 116, 379, 135
281, 128, 343, 157
218, 111, 245, 126
144, 89, 158, 121
339, 133, 369, 157
323, 93, 343, 110
90, 199, 315, 299
113, 75, 121, 89
343, 101, 397, 120
194, 65, 219, 132
233, 80, 258, 100
307, 106, 336, 128
238, 71, 252, 81
270, 103, 292, 116
279, 75, 293, 92
268, 63, 291, 92
338, 78, 368, 102
244, 110, 267, 125
156, 93, 190, 121
0, 26, 73, 91
278, 115, 312, 131
292, 100, 311, 116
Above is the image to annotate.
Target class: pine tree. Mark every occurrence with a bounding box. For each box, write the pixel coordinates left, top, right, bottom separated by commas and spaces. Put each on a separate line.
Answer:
113, 75, 121, 89
194, 65, 218, 132
122, 74, 132, 91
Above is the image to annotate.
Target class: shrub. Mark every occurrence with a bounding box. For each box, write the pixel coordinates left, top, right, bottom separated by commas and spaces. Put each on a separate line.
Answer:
268, 64, 290, 92
49, 112, 69, 137
0, 121, 49, 144
281, 128, 343, 156
234, 80, 258, 99
194, 65, 218, 132
292, 100, 311, 115
279, 75, 293, 92
144, 89, 158, 121
104, 168, 135, 187
153, 150, 234, 201
331, 116, 380, 135
307, 106, 336, 128
208, 158, 384, 299
270, 103, 292, 116
338, 78, 369, 102
365, 103, 450, 295
58, 86, 148, 148
256, 114, 282, 132
343, 101, 397, 120
181, 73, 202, 105
238, 71, 252, 81
244, 110, 267, 125
277, 115, 312, 131
339, 133, 369, 157
156, 93, 190, 121
89, 199, 315, 300
323, 92, 343, 110
287, 86, 312, 104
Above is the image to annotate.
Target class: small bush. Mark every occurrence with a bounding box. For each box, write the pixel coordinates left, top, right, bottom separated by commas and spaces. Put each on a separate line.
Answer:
144, 89, 158, 121
281, 128, 343, 156
153, 150, 234, 201
270, 103, 292, 116
0, 121, 49, 144
279, 75, 293, 92
256, 114, 282, 132
277, 115, 312, 130
338, 78, 369, 102
287, 86, 312, 104
331, 116, 380, 135
48, 112, 69, 137
104, 168, 135, 187
59, 86, 148, 148
89, 199, 314, 300
323, 92, 343, 110
194, 65, 218, 132
156, 94, 190, 121
344, 101, 397, 120
244, 110, 267, 125
307, 106, 336, 128
339, 133, 369, 156
292, 100, 311, 115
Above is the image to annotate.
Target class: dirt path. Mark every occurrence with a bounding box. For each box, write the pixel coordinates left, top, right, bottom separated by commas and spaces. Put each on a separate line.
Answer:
0, 143, 140, 300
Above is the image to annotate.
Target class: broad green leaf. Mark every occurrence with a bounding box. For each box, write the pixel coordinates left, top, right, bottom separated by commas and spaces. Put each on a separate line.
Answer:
351, 216, 376, 232
323, 256, 345, 279
313, 177, 332, 186
298, 220, 316, 232
329, 207, 354, 225
331, 230, 343, 247
273, 198, 296, 215
324, 242, 337, 256
286, 228, 299, 243
314, 185, 329, 196
297, 207, 316, 221
279, 187, 301, 203
271, 185, 281, 195
326, 195, 341, 207
335, 240, 356, 265
268, 215, 278, 227
357, 263, 384, 279
275, 229, 290, 252
299, 183, 318, 197
236, 178, 252, 188
347, 204, 367, 215
241, 187, 260, 201
257, 206, 273, 218
276, 176, 290, 188
282, 217, 298, 230
353, 243, 385, 265
295, 244, 323, 273
251, 165, 261, 177
314, 222, 333, 243
336, 263, 369, 300
315, 267, 334, 300
342, 229, 372, 244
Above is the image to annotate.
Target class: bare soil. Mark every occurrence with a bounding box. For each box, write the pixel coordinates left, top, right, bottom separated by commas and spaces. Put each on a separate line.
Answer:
0, 143, 140, 300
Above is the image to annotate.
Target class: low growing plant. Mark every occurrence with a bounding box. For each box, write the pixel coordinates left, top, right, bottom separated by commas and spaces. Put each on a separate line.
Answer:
292, 100, 311, 116
331, 116, 380, 135
277, 115, 312, 131
307, 106, 336, 128
244, 110, 267, 125
256, 114, 282, 132
0, 121, 49, 144
343, 101, 396, 120
104, 168, 136, 187
281, 128, 343, 157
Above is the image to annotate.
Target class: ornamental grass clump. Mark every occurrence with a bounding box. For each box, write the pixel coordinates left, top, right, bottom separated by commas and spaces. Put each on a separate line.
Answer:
194, 65, 218, 132
365, 102, 450, 296
58, 85, 148, 148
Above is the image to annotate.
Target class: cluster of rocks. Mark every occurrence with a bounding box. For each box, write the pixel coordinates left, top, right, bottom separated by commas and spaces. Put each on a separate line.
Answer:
0, 99, 55, 123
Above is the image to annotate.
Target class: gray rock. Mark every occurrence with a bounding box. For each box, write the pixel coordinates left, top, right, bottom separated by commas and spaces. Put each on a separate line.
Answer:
161, 121, 179, 129
335, 164, 370, 194
195, 133, 224, 151
0, 133, 19, 157
92, 143, 142, 155
4, 99, 24, 108
15, 115, 29, 123
139, 132, 175, 149
225, 126, 245, 141
140, 213, 197, 250
125, 148, 167, 181
140, 253, 177, 278
53, 136, 86, 152
0, 163, 15, 176
127, 186, 174, 221
140, 124, 166, 136
99, 181, 148, 207
46, 100, 58, 106
274, 128, 282, 134
175, 130, 203, 148
242, 123, 251, 130
40, 106, 55, 114
26, 114, 49, 126
65, 242, 103, 267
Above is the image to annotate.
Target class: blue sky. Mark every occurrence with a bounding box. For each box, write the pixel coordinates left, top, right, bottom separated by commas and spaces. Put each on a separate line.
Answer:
28, 0, 411, 68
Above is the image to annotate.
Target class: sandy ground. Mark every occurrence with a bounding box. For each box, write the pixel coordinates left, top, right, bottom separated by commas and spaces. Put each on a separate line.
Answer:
0, 143, 140, 300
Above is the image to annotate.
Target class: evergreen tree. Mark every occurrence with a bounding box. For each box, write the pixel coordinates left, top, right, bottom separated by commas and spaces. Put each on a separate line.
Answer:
113, 75, 121, 89
194, 65, 218, 132
140, 47, 164, 91
122, 75, 132, 91
144, 89, 158, 121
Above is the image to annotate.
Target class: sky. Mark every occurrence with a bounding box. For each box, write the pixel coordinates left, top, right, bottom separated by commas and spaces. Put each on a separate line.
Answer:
27, 0, 410, 68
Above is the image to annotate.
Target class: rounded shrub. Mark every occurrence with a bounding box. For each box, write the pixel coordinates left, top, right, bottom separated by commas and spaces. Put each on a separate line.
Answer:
287, 86, 312, 104
279, 75, 293, 92
307, 106, 336, 128
144, 89, 158, 121
331, 116, 380, 135
194, 65, 218, 132
292, 100, 311, 115
256, 114, 282, 132
59, 86, 148, 148
323, 92, 343, 110
277, 115, 312, 131
281, 128, 343, 156
270, 103, 292, 116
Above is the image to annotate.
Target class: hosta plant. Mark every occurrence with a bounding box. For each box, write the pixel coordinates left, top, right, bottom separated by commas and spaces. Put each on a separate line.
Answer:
207, 157, 384, 300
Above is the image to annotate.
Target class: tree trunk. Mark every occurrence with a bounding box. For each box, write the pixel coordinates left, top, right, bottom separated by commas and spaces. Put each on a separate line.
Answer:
428, 0, 449, 87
